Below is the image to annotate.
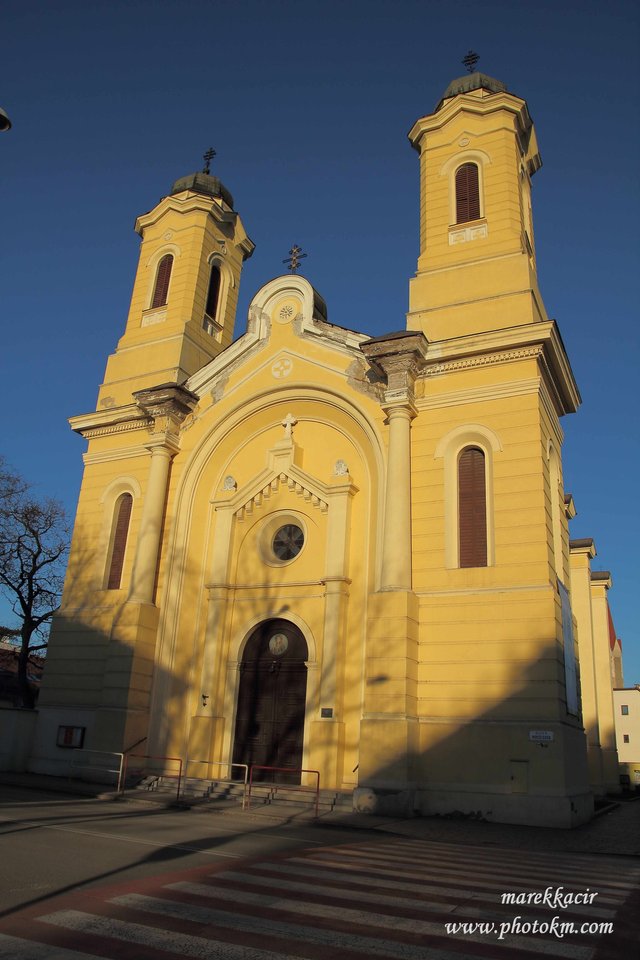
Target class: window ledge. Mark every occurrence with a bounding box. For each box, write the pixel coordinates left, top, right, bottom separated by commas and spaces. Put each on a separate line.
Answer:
141, 306, 167, 327
448, 219, 488, 245
203, 314, 222, 338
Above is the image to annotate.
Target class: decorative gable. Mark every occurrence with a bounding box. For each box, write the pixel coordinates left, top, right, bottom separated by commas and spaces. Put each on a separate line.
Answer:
234, 470, 328, 521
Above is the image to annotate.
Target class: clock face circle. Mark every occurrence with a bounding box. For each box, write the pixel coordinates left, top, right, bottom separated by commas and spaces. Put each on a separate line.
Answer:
269, 632, 289, 656
272, 523, 304, 561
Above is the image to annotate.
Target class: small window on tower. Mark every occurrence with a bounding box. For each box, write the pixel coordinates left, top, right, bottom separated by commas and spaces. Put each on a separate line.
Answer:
151, 254, 173, 308
455, 163, 480, 223
204, 264, 222, 332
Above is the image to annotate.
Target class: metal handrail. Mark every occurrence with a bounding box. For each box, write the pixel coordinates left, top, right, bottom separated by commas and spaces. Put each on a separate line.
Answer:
69, 749, 124, 792
248, 766, 321, 818
120, 753, 183, 802
182, 759, 249, 808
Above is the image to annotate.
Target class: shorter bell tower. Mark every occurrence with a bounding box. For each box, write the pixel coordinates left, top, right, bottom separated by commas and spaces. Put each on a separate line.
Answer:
98, 153, 254, 409
407, 71, 545, 341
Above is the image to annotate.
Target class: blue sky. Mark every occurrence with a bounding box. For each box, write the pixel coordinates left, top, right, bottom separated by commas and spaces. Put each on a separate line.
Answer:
2, 0, 639, 680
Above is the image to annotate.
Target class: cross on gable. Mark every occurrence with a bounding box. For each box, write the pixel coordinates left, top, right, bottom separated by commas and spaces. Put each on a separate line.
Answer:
283, 245, 307, 273
282, 413, 298, 440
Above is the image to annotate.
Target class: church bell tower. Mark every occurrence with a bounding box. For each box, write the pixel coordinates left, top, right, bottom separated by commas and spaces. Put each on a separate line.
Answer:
98, 152, 255, 409
407, 71, 545, 342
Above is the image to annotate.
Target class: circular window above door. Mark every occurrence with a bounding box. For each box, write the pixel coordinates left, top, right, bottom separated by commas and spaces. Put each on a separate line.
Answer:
272, 523, 304, 561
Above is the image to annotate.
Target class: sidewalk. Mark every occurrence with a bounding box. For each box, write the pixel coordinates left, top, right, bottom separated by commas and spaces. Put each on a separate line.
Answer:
2, 770, 639, 858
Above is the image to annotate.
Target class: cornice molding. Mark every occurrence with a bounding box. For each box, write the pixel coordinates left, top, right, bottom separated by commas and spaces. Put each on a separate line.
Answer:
205, 579, 327, 591
416, 375, 540, 411
69, 404, 144, 435
80, 419, 154, 439
82, 445, 151, 465
135, 191, 236, 236
570, 538, 596, 559
590, 571, 612, 591
409, 90, 540, 174
418, 321, 580, 417
423, 344, 542, 378
71, 383, 197, 453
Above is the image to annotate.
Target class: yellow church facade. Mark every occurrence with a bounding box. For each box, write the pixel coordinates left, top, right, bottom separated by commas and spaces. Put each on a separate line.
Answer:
32, 71, 595, 826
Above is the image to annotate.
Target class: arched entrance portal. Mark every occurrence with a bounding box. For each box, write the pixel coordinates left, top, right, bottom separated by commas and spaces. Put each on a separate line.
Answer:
232, 619, 308, 784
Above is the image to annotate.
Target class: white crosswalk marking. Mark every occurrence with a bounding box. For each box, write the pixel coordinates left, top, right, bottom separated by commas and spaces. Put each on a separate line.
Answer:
1, 836, 637, 960
0, 932, 105, 960
161, 882, 595, 958
38, 911, 309, 960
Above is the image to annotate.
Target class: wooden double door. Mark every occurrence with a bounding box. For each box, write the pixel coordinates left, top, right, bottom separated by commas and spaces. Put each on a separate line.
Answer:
232, 619, 308, 784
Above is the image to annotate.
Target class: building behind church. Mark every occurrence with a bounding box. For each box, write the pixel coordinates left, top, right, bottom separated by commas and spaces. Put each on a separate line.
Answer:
22, 69, 626, 826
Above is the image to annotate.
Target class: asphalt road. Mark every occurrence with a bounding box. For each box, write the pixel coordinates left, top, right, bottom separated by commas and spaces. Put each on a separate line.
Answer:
0, 785, 378, 917
1, 786, 639, 959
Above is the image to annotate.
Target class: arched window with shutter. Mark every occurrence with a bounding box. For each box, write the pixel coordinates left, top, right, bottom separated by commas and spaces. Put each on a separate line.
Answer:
455, 163, 480, 223
106, 493, 133, 589
205, 263, 222, 324
458, 446, 487, 568
548, 443, 564, 580
150, 254, 173, 308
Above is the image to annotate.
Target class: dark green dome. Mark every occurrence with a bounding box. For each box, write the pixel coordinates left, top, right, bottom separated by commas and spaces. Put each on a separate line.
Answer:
438, 71, 507, 108
170, 172, 234, 209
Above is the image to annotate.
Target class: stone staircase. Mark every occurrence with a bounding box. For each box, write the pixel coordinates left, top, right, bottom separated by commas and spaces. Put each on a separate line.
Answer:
245, 783, 355, 816
130, 775, 354, 817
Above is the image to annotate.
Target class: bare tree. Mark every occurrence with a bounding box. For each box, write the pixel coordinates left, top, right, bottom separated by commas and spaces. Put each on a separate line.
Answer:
0, 458, 69, 708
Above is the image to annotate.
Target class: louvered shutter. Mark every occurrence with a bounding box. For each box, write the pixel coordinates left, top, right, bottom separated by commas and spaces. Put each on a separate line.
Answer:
458, 447, 487, 567
151, 254, 173, 308
107, 493, 133, 589
455, 163, 480, 223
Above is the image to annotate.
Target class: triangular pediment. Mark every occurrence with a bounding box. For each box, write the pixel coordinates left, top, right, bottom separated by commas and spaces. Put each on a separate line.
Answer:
233, 466, 329, 521
213, 453, 332, 521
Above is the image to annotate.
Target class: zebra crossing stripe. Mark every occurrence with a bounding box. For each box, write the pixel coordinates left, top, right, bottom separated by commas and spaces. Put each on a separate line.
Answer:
0, 933, 105, 960
161, 881, 595, 959
36, 911, 309, 960
253, 861, 625, 918
2, 836, 636, 960
104, 891, 592, 960
278, 852, 632, 901
299, 848, 635, 897
169, 871, 616, 921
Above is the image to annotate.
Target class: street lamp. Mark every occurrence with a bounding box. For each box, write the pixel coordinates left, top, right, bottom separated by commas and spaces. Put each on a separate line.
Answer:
0, 106, 12, 132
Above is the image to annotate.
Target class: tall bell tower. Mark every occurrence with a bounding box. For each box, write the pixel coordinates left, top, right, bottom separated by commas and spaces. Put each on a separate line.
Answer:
98, 154, 254, 409
407, 70, 545, 341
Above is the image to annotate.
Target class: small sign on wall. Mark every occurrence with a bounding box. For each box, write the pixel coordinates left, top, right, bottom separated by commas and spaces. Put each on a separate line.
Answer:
57, 725, 85, 749
529, 730, 554, 743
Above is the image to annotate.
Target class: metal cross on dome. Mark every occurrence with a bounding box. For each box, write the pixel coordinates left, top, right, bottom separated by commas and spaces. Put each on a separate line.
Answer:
462, 50, 480, 73
283, 245, 307, 273
202, 147, 216, 174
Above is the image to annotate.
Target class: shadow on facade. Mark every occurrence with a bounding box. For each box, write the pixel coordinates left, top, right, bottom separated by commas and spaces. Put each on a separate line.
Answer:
27, 515, 591, 831
351, 636, 592, 829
